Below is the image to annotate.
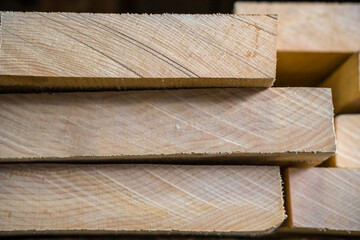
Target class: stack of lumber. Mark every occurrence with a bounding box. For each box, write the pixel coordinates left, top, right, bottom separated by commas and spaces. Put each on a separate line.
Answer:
0, 12, 291, 236
3, 7, 357, 239
233, 1, 360, 237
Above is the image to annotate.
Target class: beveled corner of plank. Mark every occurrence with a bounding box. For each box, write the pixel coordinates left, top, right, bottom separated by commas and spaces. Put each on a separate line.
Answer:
0, 12, 277, 90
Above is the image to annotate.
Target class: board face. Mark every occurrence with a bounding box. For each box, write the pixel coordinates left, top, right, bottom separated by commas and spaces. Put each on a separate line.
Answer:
331, 115, 360, 168
0, 164, 285, 234
286, 168, 360, 232
0, 88, 335, 164
0, 12, 277, 90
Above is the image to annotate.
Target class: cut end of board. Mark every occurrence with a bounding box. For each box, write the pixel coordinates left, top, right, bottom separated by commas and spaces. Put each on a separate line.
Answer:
0, 88, 335, 166
0, 12, 277, 90
284, 168, 360, 234
326, 114, 360, 168
0, 164, 285, 235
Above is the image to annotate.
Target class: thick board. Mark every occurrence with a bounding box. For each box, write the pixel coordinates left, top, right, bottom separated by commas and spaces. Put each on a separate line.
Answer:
234, 2, 360, 52
0, 164, 285, 234
320, 53, 360, 114
0, 12, 277, 91
0, 88, 335, 165
284, 168, 360, 233
327, 115, 360, 168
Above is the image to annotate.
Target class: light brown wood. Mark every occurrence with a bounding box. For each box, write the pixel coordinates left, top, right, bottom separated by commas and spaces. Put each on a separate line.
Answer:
0, 88, 335, 165
234, 2, 360, 87
0, 164, 285, 234
0, 12, 277, 91
327, 115, 360, 168
320, 53, 360, 114
234, 2, 360, 52
284, 168, 360, 233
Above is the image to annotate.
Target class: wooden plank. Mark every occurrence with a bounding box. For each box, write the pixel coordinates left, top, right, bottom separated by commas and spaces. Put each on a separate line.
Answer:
0, 164, 285, 235
0, 12, 277, 91
320, 53, 360, 114
0, 88, 335, 165
234, 2, 360, 52
234, 2, 359, 87
284, 168, 360, 234
326, 115, 360, 168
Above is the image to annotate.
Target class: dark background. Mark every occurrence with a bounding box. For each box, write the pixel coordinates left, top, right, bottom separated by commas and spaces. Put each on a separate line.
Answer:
0, 0, 358, 14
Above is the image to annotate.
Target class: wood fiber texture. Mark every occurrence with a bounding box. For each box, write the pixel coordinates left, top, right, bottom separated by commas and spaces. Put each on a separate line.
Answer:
0, 88, 335, 165
0, 164, 285, 234
328, 115, 360, 168
285, 168, 360, 233
0, 12, 277, 91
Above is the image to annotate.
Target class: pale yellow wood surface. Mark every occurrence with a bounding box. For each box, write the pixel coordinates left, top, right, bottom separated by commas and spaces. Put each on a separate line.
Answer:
0, 88, 335, 164
285, 168, 360, 233
328, 115, 360, 168
234, 2, 360, 52
0, 164, 285, 234
320, 53, 360, 114
0, 12, 277, 91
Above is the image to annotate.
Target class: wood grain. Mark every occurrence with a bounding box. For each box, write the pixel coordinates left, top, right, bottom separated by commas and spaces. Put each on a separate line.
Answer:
0, 12, 277, 91
0, 88, 335, 165
0, 164, 285, 234
320, 53, 360, 114
285, 168, 360, 233
327, 115, 360, 168
234, 2, 360, 52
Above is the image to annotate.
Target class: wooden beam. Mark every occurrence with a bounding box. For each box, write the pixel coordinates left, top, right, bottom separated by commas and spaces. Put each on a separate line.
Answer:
284, 168, 360, 234
0, 164, 285, 235
326, 115, 360, 168
234, 2, 360, 52
0, 12, 277, 91
320, 53, 360, 114
234, 2, 360, 87
0, 88, 335, 165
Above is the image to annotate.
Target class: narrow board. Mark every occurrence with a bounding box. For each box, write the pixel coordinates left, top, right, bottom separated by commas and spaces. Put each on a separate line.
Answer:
327, 115, 360, 168
320, 53, 360, 114
0, 12, 277, 91
284, 168, 360, 233
0, 88, 335, 165
0, 164, 285, 235
234, 2, 360, 87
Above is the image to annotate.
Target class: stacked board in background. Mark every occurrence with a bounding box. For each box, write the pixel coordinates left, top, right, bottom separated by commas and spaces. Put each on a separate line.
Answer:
327, 115, 360, 168
284, 168, 360, 234
234, 2, 360, 107
234, 1, 360, 236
